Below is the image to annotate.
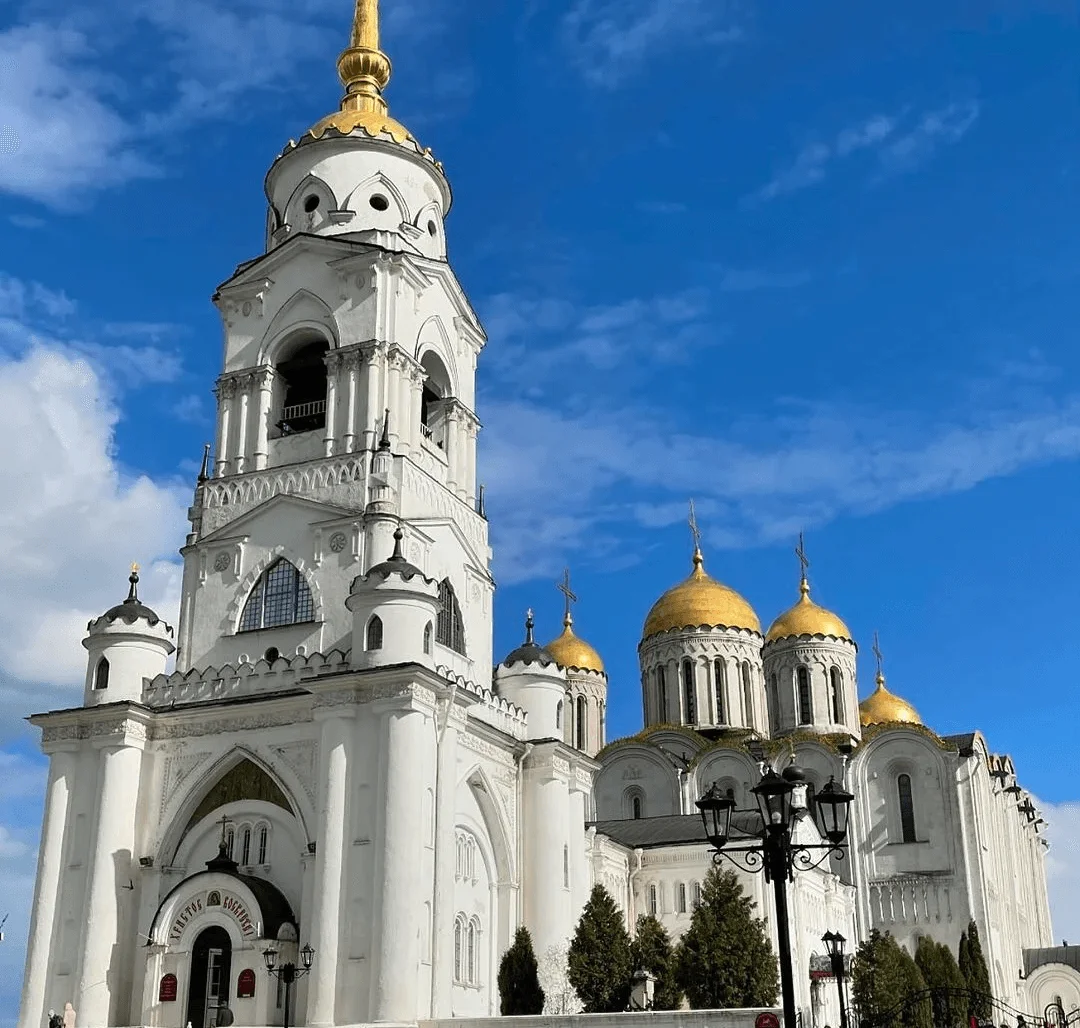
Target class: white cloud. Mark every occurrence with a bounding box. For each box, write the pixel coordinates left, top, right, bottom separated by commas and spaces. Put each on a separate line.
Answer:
0, 23, 155, 206
1042, 800, 1080, 941
561, 0, 744, 87
754, 102, 978, 202
0, 344, 187, 721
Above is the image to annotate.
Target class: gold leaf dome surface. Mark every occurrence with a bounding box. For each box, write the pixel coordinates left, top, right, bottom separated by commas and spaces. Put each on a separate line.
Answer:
643, 551, 761, 639
859, 676, 922, 727
766, 580, 852, 643
546, 617, 605, 674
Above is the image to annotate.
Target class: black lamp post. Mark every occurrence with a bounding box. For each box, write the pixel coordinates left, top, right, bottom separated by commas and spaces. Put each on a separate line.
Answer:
822, 930, 850, 1028
262, 943, 314, 1028
697, 765, 854, 1028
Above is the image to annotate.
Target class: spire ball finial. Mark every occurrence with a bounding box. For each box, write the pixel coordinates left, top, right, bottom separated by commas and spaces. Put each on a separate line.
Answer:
389, 525, 405, 562
127, 563, 141, 602
524, 608, 535, 645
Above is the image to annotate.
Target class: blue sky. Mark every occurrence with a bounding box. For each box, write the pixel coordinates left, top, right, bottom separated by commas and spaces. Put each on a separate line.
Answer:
1, 0, 1079, 1017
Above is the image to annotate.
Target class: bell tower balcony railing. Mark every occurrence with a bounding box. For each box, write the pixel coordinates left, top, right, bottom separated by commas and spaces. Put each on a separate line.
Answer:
279, 399, 327, 434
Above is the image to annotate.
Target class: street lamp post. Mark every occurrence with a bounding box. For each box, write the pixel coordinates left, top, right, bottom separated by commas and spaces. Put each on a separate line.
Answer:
262, 943, 315, 1028
697, 764, 854, 1028
822, 930, 850, 1028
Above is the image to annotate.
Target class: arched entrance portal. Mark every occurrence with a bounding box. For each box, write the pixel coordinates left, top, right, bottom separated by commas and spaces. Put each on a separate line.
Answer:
186, 926, 233, 1028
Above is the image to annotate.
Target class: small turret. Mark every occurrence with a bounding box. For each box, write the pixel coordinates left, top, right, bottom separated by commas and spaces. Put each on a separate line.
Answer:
346, 525, 440, 669
82, 565, 175, 706
494, 611, 568, 742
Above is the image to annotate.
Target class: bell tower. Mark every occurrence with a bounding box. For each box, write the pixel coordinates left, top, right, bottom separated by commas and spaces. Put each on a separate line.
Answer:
178, 0, 492, 680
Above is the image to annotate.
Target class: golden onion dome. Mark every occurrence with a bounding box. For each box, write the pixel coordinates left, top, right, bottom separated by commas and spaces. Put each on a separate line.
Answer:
303, 0, 423, 151
546, 614, 605, 674
643, 549, 761, 639
859, 674, 922, 727
766, 578, 852, 643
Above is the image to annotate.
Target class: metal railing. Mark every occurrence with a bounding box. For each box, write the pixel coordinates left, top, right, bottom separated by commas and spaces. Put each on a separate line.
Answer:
279, 399, 327, 433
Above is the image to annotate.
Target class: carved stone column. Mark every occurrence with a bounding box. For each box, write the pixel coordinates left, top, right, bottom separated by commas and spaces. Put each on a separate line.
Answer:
214, 377, 237, 476
252, 366, 275, 471
234, 374, 251, 473
323, 351, 342, 458
342, 349, 360, 454
361, 343, 382, 452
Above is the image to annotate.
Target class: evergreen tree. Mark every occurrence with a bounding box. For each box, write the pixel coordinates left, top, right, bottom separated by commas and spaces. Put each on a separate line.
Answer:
674, 867, 779, 1009
631, 915, 682, 1010
914, 937, 967, 1028
964, 921, 993, 1020
498, 926, 545, 1015
567, 884, 633, 1012
851, 930, 931, 1028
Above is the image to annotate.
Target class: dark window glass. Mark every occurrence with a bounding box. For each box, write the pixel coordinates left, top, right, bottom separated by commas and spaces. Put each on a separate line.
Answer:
682, 659, 696, 724
898, 773, 917, 842
366, 615, 383, 651
741, 662, 754, 724
714, 658, 727, 723
94, 657, 110, 691
632, 795, 643, 819
436, 579, 466, 655
239, 560, 315, 632
657, 666, 668, 721
830, 666, 844, 723
797, 665, 813, 725
576, 695, 587, 749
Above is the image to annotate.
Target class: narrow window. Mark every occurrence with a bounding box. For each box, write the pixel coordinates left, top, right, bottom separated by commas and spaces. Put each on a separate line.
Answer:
600, 702, 606, 744
576, 695, 587, 750
436, 579, 466, 655
714, 658, 727, 723
898, 773, 917, 843
633, 795, 643, 820
423, 621, 433, 654
366, 615, 383, 651
454, 917, 464, 981
467, 920, 478, 984
797, 665, 813, 725
455, 836, 464, 879
676, 883, 687, 914
241, 827, 251, 865
657, 665, 668, 722
741, 662, 754, 725
830, 666, 844, 723
257, 825, 268, 864
563, 844, 570, 888
691, 882, 702, 909
648, 883, 658, 915
225, 827, 235, 860
93, 656, 110, 691
239, 559, 315, 631
682, 659, 696, 724
556, 700, 563, 730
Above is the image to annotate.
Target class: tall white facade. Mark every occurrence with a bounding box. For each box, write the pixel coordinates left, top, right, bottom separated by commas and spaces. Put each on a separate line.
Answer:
16, 4, 1070, 1028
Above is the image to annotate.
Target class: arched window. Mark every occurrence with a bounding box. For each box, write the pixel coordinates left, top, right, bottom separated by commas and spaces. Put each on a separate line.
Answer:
556, 700, 563, 730
714, 658, 727, 723
576, 695, 587, 749
365, 615, 383, 651
257, 824, 268, 864
241, 826, 252, 865
436, 579, 466, 655
563, 844, 570, 888
682, 659, 696, 725
420, 351, 453, 450
455, 835, 465, 879
239, 559, 315, 632
423, 621, 433, 654
796, 665, 813, 725
466, 919, 479, 984
691, 881, 702, 909
625, 787, 645, 820
648, 883, 658, 915
898, 773, 917, 843
225, 827, 235, 860
633, 795, 643, 819
277, 339, 329, 433
656, 665, 668, 722
600, 701, 606, 744
830, 666, 844, 723
453, 915, 464, 981
741, 662, 754, 725
676, 882, 687, 913
93, 656, 110, 691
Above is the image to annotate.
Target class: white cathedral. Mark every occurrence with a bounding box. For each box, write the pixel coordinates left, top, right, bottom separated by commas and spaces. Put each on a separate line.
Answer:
16, 4, 1079, 1028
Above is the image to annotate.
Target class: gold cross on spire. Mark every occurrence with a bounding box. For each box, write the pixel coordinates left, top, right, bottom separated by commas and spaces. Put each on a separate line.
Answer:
795, 533, 809, 581
872, 631, 885, 686
557, 568, 578, 628
688, 499, 702, 555
131, 562, 140, 575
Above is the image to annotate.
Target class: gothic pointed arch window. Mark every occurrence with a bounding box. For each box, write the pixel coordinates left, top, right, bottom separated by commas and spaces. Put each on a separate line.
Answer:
436, 579, 466, 655
829, 666, 844, 723
366, 615, 383, 651
576, 695, 587, 750
682, 659, 696, 725
94, 656, 110, 691
239, 559, 315, 632
796, 665, 813, 725
713, 658, 727, 723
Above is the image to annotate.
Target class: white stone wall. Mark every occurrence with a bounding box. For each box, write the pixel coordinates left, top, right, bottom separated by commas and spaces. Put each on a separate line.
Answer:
761, 636, 860, 739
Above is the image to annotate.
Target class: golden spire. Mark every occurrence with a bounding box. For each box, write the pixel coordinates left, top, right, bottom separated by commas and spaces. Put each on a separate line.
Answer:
764, 533, 852, 642
795, 531, 810, 599
547, 568, 606, 674
859, 631, 923, 726
306, 0, 417, 147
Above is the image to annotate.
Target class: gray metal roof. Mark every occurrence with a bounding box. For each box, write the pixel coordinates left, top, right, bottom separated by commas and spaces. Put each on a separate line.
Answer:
1024, 946, 1080, 975
591, 811, 764, 850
